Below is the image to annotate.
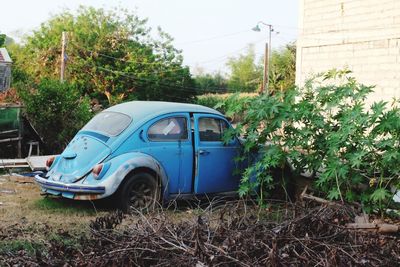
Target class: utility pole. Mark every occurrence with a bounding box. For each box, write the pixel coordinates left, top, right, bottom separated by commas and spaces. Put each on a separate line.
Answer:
60, 31, 67, 82
267, 24, 272, 94
262, 43, 269, 94
252, 22, 274, 94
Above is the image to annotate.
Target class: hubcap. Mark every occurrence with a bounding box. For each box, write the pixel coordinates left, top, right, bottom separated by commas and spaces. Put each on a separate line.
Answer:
128, 182, 154, 211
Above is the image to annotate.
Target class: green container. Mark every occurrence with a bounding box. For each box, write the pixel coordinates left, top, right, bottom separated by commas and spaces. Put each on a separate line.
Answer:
0, 107, 20, 132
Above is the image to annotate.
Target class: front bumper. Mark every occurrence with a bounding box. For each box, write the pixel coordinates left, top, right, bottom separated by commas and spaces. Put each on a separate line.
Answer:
34, 174, 106, 194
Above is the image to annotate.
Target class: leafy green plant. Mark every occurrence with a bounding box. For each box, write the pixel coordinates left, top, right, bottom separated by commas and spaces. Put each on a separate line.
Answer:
223, 69, 400, 214
17, 79, 92, 153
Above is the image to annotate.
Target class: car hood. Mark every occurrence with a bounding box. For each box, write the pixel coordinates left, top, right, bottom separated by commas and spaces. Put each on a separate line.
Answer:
47, 134, 111, 183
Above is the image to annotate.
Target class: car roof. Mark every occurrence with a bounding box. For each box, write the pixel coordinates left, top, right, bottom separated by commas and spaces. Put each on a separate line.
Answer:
106, 101, 223, 118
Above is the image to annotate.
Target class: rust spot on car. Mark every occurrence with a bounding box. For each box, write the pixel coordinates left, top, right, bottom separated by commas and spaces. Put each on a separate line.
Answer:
74, 194, 100, 200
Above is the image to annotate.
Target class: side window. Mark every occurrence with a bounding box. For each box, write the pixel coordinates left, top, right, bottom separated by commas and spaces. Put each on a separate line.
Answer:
148, 117, 188, 141
198, 118, 228, 142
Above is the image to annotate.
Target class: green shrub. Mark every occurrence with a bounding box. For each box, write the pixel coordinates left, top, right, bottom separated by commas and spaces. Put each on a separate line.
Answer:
17, 79, 92, 153
195, 94, 225, 110
196, 93, 257, 114
224, 69, 400, 214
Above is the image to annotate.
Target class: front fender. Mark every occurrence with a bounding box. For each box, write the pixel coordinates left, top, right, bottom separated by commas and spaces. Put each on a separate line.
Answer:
83, 152, 169, 200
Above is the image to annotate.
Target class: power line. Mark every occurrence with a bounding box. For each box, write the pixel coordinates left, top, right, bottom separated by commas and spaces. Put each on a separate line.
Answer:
68, 41, 196, 79
65, 34, 267, 94
70, 41, 183, 67
71, 53, 229, 95
96, 66, 226, 94
72, 54, 201, 94
174, 29, 252, 46
66, 23, 400, 71
69, 37, 267, 76
188, 38, 266, 66
76, 63, 198, 102
275, 34, 296, 45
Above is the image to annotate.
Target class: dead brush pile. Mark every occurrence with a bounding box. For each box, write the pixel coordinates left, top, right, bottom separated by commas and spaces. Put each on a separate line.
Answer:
1, 201, 399, 266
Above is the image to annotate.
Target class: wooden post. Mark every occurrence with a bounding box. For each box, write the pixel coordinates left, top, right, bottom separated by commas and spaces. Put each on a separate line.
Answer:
17, 107, 22, 158
60, 31, 67, 82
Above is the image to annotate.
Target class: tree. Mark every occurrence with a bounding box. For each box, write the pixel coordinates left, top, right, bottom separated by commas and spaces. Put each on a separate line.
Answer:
224, 42, 296, 94
194, 72, 228, 94
0, 33, 5, 47
10, 7, 195, 106
17, 79, 91, 153
269, 42, 296, 92
226, 45, 263, 92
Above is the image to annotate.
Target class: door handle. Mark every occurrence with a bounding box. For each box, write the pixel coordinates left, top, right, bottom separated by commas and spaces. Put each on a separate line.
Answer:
198, 149, 210, 155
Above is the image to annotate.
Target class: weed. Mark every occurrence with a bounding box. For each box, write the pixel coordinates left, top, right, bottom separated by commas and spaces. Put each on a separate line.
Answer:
0, 240, 44, 256
33, 198, 97, 216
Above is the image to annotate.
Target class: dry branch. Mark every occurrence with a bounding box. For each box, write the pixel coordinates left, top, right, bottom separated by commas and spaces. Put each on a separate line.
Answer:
300, 185, 338, 205
0, 200, 399, 266
346, 223, 399, 234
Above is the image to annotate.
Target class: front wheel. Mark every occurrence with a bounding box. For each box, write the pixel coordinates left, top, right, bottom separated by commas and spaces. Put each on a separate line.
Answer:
117, 172, 159, 213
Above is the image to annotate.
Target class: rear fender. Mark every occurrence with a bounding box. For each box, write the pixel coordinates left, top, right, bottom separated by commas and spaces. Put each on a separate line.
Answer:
84, 152, 169, 200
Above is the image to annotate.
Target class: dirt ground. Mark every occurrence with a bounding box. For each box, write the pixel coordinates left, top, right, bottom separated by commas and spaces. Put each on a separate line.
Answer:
0, 174, 108, 230
0, 174, 399, 266
0, 174, 204, 231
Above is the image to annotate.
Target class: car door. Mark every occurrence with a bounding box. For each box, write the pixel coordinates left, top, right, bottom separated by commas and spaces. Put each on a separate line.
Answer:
142, 113, 193, 194
193, 114, 241, 194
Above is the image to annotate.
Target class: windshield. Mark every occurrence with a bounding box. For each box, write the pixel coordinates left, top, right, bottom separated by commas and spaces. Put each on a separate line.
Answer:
82, 111, 132, 136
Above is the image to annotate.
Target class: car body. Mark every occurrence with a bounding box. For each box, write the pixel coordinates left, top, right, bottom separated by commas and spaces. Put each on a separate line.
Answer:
34, 101, 244, 211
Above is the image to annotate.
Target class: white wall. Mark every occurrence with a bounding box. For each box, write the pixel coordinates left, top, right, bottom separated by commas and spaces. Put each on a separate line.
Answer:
296, 0, 400, 104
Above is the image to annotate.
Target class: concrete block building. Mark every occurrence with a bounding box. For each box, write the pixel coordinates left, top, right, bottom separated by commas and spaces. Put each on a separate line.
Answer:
296, 0, 400, 104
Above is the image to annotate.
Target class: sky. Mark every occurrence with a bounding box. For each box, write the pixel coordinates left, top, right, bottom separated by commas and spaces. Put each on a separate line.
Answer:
1, 0, 298, 74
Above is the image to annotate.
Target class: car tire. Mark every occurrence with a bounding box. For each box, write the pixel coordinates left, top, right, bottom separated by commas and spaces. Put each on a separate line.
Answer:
117, 172, 160, 213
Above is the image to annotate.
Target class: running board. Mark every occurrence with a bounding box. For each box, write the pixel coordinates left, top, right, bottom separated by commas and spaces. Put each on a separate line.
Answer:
169, 191, 239, 201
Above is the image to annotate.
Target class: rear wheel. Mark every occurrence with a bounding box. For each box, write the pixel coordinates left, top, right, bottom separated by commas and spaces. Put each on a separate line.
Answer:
117, 172, 159, 213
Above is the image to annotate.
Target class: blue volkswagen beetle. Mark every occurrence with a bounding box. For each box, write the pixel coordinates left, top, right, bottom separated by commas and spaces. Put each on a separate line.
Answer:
35, 101, 243, 212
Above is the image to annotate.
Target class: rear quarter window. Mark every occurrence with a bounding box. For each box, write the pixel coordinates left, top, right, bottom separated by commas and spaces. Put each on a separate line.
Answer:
82, 111, 131, 136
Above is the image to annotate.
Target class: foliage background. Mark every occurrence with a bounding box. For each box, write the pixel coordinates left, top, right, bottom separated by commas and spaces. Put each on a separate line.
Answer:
9, 7, 195, 106
193, 42, 296, 95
